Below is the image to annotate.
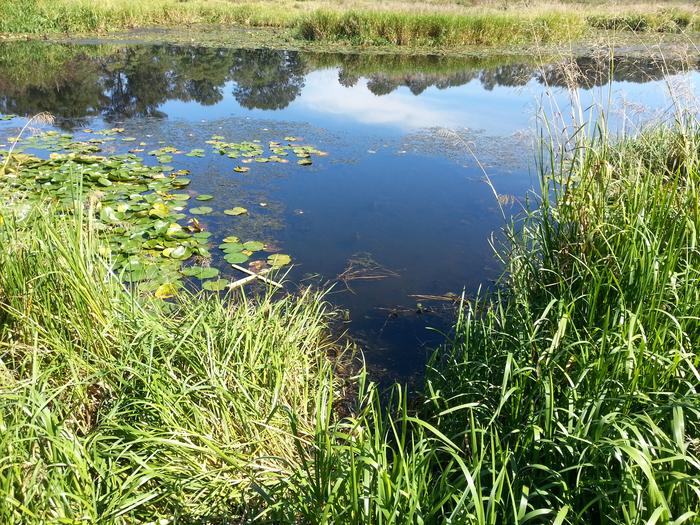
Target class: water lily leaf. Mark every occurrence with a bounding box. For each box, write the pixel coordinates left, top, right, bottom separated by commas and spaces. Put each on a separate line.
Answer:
171, 178, 191, 187
243, 241, 264, 252
203, 279, 229, 291
181, 266, 219, 279
155, 282, 179, 299
149, 202, 170, 219
225, 251, 249, 264
219, 242, 244, 252
185, 149, 205, 157
100, 206, 119, 224
224, 207, 248, 216
223, 235, 240, 243
164, 245, 191, 260
190, 206, 213, 215
297, 159, 312, 166
267, 254, 291, 268
195, 194, 213, 201
233, 166, 250, 173
165, 223, 184, 237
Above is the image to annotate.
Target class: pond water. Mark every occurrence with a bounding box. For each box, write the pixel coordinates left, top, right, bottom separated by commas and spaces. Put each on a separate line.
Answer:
1, 42, 697, 378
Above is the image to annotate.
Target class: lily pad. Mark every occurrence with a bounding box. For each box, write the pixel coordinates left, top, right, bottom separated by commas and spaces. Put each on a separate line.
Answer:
233, 166, 250, 173
164, 246, 192, 260
181, 266, 220, 279
155, 282, 179, 299
224, 207, 248, 216
171, 178, 191, 187
243, 241, 264, 252
195, 194, 214, 201
202, 279, 229, 291
267, 254, 292, 268
225, 251, 249, 264
223, 235, 240, 243
190, 207, 213, 215
219, 242, 244, 253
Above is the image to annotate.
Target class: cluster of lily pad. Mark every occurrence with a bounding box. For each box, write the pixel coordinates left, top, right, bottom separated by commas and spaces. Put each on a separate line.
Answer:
0, 123, 320, 298
206, 135, 327, 170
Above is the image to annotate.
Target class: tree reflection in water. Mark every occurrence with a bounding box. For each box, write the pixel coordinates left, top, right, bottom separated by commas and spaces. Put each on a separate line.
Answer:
0, 41, 693, 128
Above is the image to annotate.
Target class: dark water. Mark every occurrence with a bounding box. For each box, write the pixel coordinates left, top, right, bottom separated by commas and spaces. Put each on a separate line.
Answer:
1, 42, 697, 378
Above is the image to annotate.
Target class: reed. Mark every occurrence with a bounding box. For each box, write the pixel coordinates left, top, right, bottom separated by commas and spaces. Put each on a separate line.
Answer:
1, 0, 699, 48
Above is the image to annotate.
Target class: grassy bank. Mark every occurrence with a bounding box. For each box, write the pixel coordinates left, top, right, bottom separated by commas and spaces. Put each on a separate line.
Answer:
1, 110, 699, 521
1, 0, 700, 47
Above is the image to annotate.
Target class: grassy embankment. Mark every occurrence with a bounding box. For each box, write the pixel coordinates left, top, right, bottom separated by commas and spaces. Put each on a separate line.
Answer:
1, 0, 700, 47
1, 104, 699, 521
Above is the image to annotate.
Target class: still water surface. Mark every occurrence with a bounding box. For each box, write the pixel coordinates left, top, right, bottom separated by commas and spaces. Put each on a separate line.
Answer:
1, 42, 696, 377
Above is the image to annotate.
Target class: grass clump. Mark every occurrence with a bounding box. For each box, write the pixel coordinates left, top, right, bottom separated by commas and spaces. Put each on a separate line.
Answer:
419, 117, 700, 521
296, 10, 585, 46
0, 204, 341, 522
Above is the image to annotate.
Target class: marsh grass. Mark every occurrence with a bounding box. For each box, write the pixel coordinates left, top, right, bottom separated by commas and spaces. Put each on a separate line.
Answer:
1, 0, 699, 47
0, 204, 345, 522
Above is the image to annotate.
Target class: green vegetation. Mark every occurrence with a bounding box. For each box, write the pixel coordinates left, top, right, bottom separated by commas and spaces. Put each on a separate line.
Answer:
296, 11, 584, 46
1, 109, 699, 521
0, 127, 326, 296
1, 0, 700, 48
0, 206, 337, 522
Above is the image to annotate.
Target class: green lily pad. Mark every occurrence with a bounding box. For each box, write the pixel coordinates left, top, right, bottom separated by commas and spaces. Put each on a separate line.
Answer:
233, 166, 250, 173
224, 207, 248, 216
297, 159, 312, 166
195, 194, 214, 201
267, 254, 291, 268
163, 246, 192, 260
243, 241, 264, 252
149, 202, 170, 219
190, 206, 213, 215
202, 279, 229, 291
225, 252, 249, 264
155, 282, 179, 299
223, 235, 240, 243
171, 178, 191, 187
181, 266, 219, 279
219, 242, 244, 253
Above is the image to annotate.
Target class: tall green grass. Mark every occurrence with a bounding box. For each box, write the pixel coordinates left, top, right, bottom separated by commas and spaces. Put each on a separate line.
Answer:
0, 0, 698, 47
0, 204, 343, 522
296, 10, 585, 46
419, 117, 700, 521
1, 112, 699, 522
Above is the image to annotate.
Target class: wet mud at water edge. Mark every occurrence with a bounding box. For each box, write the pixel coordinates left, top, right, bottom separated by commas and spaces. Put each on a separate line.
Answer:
1, 41, 698, 380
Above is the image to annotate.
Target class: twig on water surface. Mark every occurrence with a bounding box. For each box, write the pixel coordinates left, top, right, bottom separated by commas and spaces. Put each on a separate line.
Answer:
336, 252, 399, 293
230, 264, 283, 289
